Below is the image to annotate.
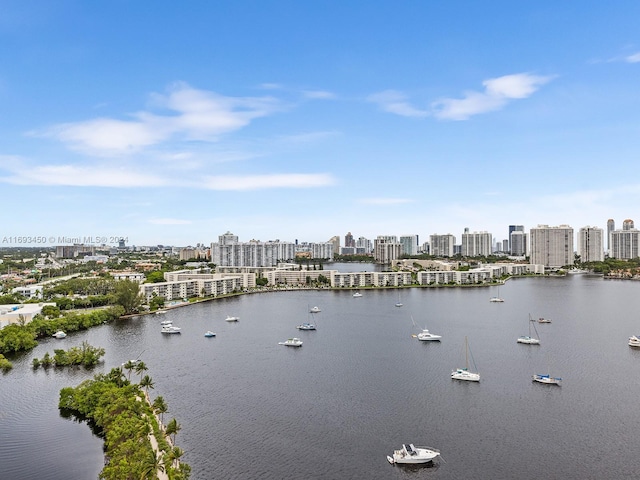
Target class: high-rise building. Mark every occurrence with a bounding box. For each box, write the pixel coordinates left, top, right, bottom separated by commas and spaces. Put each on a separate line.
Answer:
328, 236, 341, 255
577, 226, 604, 262
509, 231, 528, 257
356, 237, 372, 254
530, 225, 574, 268
610, 227, 640, 260
211, 233, 298, 267
429, 234, 455, 257
607, 219, 615, 255
344, 232, 355, 248
461, 231, 492, 257
399, 235, 419, 256
623, 219, 635, 231
508, 225, 524, 254
373, 236, 403, 264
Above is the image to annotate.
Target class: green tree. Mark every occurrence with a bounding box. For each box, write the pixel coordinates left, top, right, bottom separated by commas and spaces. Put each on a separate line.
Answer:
165, 418, 181, 444
140, 375, 155, 395
114, 279, 144, 314
152, 396, 168, 425
140, 447, 165, 480
135, 361, 148, 381
123, 360, 137, 380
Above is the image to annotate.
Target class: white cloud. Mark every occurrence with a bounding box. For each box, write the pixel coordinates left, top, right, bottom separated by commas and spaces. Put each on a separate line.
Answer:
303, 90, 336, 100
202, 173, 336, 191
625, 52, 640, 63
43, 82, 281, 155
366, 90, 429, 117
433, 73, 554, 120
148, 218, 192, 225
358, 197, 413, 205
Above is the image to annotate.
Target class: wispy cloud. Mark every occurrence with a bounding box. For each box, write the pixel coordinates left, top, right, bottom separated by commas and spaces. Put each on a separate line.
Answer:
432, 73, 554, 120
366, 90, 429, 117
202, 173, 336, 191
625, 52, 640, 63
148, 218, 192, 225
40, 82, 281, 155
303, 90, 336, 100
358, 197, 413, 205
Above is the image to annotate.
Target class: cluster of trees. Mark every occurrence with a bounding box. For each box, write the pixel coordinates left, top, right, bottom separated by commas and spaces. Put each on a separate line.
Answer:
0, 306, 124, 355
32, 341, 105, 368
59, 367, 190, 480
581, 258, 640, 276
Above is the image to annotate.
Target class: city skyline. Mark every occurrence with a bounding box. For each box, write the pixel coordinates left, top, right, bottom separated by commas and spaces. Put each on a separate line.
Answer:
1, 3, 640, 246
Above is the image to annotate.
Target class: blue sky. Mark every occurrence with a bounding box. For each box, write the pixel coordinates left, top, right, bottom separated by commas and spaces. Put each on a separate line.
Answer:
1, 1, 640, 247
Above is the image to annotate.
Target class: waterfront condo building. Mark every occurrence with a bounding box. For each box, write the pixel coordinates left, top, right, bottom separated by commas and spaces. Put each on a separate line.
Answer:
509, 230, 528, 257
529, 225, 574, 268
577, 226, 604, 262
373, 236, 403, 264
430, 234, 455, 257
399, 234, 419, 256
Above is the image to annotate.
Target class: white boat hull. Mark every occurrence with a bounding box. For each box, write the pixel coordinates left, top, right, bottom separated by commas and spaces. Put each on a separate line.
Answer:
389, 444, 440, 464
629, 336, 640, 347
451, 368, 480, 382
517, 336, 540, 345
533, 374, 561, 385
417, 329, 441, 341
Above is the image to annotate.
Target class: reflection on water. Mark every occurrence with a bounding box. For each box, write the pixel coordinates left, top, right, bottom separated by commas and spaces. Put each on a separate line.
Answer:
2, 274, 640, 479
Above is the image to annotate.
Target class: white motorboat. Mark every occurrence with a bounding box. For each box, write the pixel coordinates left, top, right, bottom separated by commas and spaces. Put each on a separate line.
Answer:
387, 444, 440, 465
353, 292, 362, 297
629, 335, 640, 347
161, 325, 181, 334
532, 374, 561, 385
309, 306, 321, 313
160, 319, 173, 326
417, 329, 441, 341
204, 331, 216, 337
518, 315, 540, 344
155, 311, 166, 315
489, 296, 504, 303
279, 338, 303, 347
52, 331, 67, 339
225, 315, 239, 322
538, 317, 552, 323
296, 323, 316, 331
451, 336, 480, 382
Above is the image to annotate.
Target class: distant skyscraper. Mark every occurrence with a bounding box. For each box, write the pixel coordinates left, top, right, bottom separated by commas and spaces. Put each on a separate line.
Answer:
430, 234, 455, 257
344, 232, 355, 248
623, 219, 635, 231
461, 231, 492, 257
509, 231, 528, 257
607, 219, 615, 255
356, 237, 372, 254
373, 236, 403, 264
610, 226, 640, 260
578, 226, 604, 262
508, 225, 524, 254
530, 225, 574, 268
328, 236, 341, 254
399, 235, 419, 256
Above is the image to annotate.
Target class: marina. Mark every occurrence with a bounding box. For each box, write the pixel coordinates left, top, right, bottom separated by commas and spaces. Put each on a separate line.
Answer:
2, 273, 640, 479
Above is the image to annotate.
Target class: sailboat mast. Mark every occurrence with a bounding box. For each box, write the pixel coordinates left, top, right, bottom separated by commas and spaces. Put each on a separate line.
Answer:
465, 336, 469, 370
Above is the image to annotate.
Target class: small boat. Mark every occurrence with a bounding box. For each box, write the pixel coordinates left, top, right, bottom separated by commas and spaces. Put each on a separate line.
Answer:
52, 331, 67, 339
629, 335, 640, 347
387, 444, 440, 465
225, 315, 239, 322
160, 319, 173, 326
395, 291, 403, 307
489, 287, 504, 302
518, 315, 540, 345
538, 317, 552, 323
161, 325, 181, 334
352, 291, 362, 297
296, 323, 316, 331
279, 338, 303, 347
532, 374, 561, 385
451, 336, 480, 382
417, 329, 442, 342
309, 306, 321, 313
204, 331, 216, 337
155, 311, 166, 315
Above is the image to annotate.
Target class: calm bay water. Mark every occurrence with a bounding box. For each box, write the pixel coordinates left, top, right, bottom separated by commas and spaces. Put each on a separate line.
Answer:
2, 272, 640, 479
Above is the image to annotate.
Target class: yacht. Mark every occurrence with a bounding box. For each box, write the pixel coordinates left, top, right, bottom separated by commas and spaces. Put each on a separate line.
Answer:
353, 292, 362, 297
225, 315, 239, 322
629, 335, 640, 347
489, 296, 504, 303
417, 329, 441, 341
451, 336, 480, 382
309, 306, 321, 313
296, 323, 316, 331
279, 338, 303, 347
532, 374, 561, 385
160, 319, 173, 326
538, 317, 552, 323
204, 331, 216, 337
387, 444, 440, 465
161, 325, 181, 334
52, 331, 67, 339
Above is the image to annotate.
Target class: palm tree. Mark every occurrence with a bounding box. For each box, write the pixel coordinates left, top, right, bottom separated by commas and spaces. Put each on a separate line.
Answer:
165, 418, 181, 444
134, 361, 148, 381
123, 360, 136, 380
140, 375, 155, 396
140, 447, 164, 480
152, 396, 168, 425
164, 446, 184, 469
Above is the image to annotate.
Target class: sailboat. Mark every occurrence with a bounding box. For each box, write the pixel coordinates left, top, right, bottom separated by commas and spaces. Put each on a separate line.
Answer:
395, 290, 403, 307
517, 314, 540, 345
489, 285, 504, 302
451, 336, 480, 382
410, 316, 441, 341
